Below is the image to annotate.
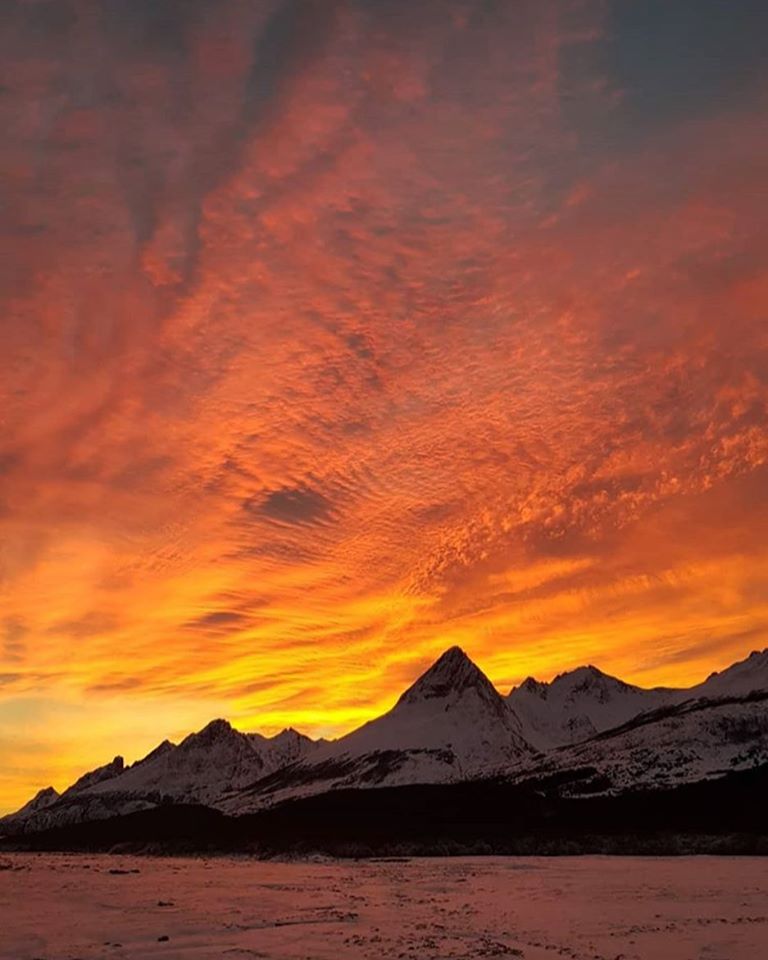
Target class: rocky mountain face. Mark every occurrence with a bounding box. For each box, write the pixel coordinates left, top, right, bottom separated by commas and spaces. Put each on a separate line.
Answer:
3, 645, 767, 834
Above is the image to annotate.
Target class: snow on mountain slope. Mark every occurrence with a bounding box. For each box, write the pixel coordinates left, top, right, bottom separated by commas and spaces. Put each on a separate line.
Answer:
240, 646, 768, 812
507, 648, 768, 751
4, 645, 767, 832
84, 720, 263, 804
64, 756, 126, 795
507, 666, 677, 750
331, 646, 532, 767
2, 786, 60, 822
115, 721, 319, 801
516, 689, 768, 796
692, 648, 768, 699
84, 720, 322, 804
221, 647, 535, 814
1, 721, 321, 834
247, 727, 325, 770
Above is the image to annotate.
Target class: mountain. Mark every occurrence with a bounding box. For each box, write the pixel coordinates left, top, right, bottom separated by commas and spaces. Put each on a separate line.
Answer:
508, 666, 676, 750
693, 648, 768, 699
9, 764, 768, 858
0, 721, 321, 835
520, 688, 768, 796
3, 644, 767, 838
332, 646, 532, 766
508, 648, 768, 751
83, 719, 290, 804
65, 756, 126, 795
231, 648, 768, 813
221, 646, 535, 814
4, 786, 60, 821
247, 727, 325, 770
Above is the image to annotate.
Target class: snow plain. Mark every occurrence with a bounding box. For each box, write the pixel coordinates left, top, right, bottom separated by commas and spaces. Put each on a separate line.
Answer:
1, 854, 766, 960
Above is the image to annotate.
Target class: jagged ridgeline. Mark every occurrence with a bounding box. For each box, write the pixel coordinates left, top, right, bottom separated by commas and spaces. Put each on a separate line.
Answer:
2, 647, 768, 847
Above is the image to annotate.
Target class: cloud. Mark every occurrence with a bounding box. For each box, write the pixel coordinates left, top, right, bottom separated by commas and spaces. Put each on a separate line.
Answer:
246, 485, 336, 526
3, 618, 27, 662
187, 610, 248, 629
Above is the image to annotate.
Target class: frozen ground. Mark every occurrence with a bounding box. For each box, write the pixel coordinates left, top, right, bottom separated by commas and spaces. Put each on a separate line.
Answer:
0, 854, 766, 960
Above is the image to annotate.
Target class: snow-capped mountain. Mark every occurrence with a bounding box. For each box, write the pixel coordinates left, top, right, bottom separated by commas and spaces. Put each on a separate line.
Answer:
222, 646, 535, 813
507, 648, 768, 751
520, 688, 768, 795
65, 756, 126, 795
507, 666, 676, 750
82, 719, 320, 804
0, 722, 321, 834
3, 645, 767, 835
4, 786, 60, 821
331, 645, 532, 767
692, 648, 768, 699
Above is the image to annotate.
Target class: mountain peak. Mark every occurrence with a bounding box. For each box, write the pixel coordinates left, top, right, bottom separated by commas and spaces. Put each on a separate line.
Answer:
549, 664, 635, 695
202, 718, 233, 735
1, 785, 60, 823
328, 644, 532, 774
697, 646, 768, 697
397, 646, 499, 706
181, 718, 239, 749
271, 726, 309, 744
555, 664, 604, 682
65, 756, 125, 796
33, 785, 59, 803
132, 739, 176, 769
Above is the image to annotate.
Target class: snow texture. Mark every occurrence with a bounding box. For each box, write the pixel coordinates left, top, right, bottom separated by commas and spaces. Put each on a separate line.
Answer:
1, 853, 767, 960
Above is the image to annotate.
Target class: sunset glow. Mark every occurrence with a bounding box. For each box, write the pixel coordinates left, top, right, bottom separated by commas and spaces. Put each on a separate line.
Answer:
1, 0, 767, 813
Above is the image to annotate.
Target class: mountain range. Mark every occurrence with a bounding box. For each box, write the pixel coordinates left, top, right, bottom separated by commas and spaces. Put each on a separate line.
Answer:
3, 645, 768, 839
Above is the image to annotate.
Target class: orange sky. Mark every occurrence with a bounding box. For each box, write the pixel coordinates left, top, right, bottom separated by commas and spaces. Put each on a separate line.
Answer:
1, 0, 768, 813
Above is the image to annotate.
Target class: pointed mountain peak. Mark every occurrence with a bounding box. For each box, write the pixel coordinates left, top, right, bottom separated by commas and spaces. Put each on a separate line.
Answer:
271, 726, 309, 744
65, 756, 125, 796
2, 785, 61, 822
275, 725, 298, 738
555, 664, 604, 681
397, 646, 500, 706
132, 739, 176, 769
182, 718, 239, 749
511, 676, 548, 698
33, 785, 60, 804
204, 717, 233, 734
698, 646, 768, 696
438, 644, 470, 662
551, 664, 632, 692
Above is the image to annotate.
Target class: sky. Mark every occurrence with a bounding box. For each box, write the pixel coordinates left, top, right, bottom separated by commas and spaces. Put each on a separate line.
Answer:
1, 0, 767, 813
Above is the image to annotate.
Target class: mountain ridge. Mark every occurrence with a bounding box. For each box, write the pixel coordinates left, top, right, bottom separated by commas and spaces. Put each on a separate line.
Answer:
3, 644, 767, 833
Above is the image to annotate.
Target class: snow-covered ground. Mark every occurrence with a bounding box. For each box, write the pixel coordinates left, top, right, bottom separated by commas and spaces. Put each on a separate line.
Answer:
1, 854, 766, 959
